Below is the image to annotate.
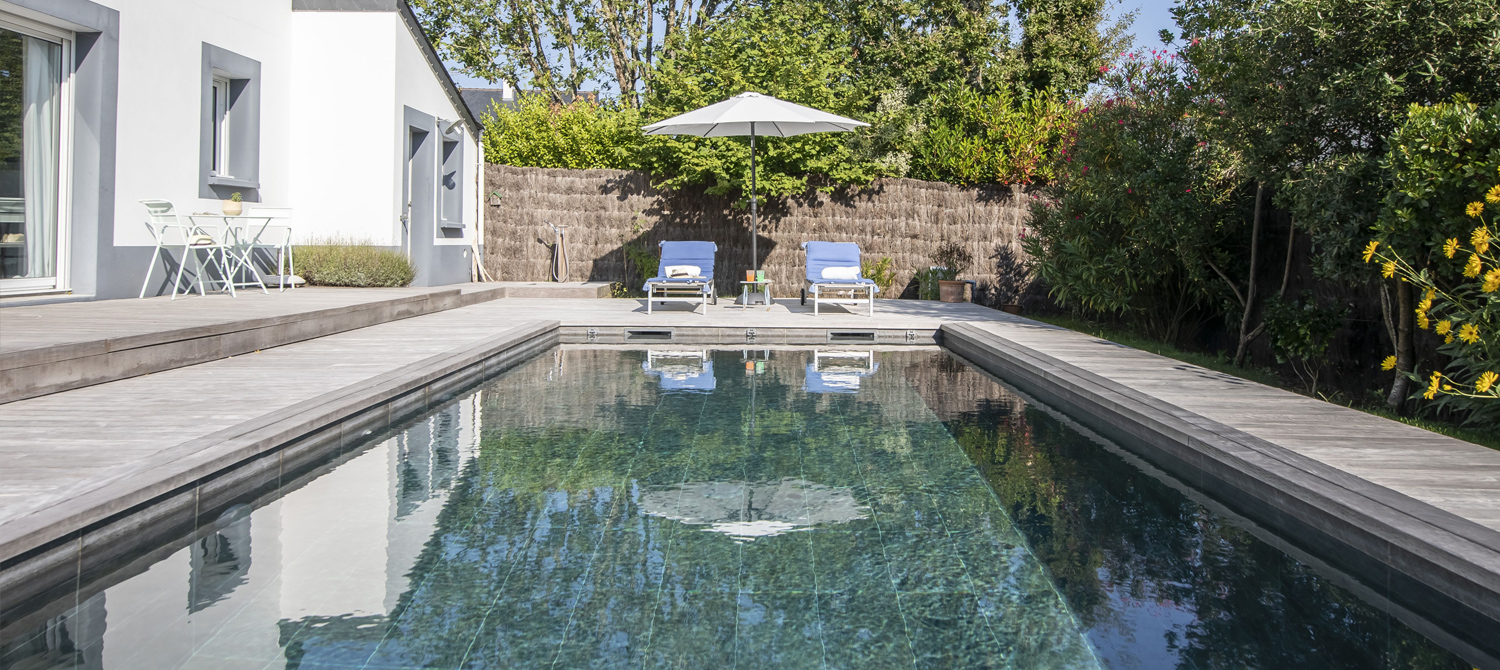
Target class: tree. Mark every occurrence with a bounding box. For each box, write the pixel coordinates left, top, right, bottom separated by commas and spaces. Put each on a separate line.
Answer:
633, 0, 887, 197
1177, 0, 1500, 408
411, 0, 724, 106
1016, 0, 1132, 97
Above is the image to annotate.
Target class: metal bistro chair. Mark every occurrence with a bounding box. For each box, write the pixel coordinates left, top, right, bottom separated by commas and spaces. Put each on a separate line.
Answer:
138, 200, 235, 299
244, 205, 298, 291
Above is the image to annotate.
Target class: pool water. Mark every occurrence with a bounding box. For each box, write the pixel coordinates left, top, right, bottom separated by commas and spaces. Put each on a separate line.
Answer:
0, 348, 1473, 669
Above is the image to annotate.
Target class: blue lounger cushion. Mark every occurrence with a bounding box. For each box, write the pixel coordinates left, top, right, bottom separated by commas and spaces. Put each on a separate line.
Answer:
802, 241, 877, 287
643, 241, 717, 292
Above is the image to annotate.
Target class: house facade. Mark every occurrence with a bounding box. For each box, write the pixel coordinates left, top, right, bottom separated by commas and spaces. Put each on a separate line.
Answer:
0, 0, 482, 300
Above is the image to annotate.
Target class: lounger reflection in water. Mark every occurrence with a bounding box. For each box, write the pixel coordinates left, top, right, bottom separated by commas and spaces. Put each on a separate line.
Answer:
642, 350, 716, 392
643, 241, 717, 314
804, 350, 878, 394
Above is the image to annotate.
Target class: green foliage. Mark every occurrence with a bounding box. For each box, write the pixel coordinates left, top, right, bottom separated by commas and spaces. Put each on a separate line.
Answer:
296, 240, 417, 287
1016, 0, 1132, 96
229, 191, 242, 203
635, 0, 888, 198
932, 240, 973, 276
481, 95, 643, 169
1370, 99, 1500, 424
1262, 291, 1346, 395
860, 256, 898, 294
914, 267, 952, 299
1022, 52, 1245, 341
1177, 0, 1500, 279
911, 86, 1078, 185
621, 238, 658, 286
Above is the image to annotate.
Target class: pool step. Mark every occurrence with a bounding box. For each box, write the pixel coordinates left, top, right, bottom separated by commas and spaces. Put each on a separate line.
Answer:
0, 284, 509, 404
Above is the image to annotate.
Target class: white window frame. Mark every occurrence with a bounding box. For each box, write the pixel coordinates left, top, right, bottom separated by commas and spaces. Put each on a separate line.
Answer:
210, 75, 231, 178
0, 11, 75, 296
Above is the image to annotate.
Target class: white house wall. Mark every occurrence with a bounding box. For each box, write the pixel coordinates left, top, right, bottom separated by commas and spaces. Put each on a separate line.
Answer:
391, 12, 478, 249
98, 0, 294, 248
289, 11, 399, 246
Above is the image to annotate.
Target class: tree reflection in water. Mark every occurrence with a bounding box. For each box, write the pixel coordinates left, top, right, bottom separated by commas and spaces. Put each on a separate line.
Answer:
935, 353, 1470, 669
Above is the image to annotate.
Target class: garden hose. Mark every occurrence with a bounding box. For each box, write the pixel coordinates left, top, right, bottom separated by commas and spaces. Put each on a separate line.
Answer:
546, 221, 569, 282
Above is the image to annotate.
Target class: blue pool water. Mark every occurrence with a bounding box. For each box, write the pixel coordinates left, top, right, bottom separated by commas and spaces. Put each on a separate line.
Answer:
0, 348, 1473, 669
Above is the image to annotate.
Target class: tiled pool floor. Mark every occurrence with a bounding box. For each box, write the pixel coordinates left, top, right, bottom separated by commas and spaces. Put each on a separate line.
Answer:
0, 348, 1473, 669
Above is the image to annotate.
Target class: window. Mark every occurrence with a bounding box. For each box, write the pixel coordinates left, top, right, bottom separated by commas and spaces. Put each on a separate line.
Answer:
0, 17, 69, 295
199, 44, 260, 198
437, 119, 463, 237
210, 76, 229, 176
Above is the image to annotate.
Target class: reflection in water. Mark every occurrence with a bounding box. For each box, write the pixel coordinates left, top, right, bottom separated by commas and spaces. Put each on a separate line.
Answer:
804, 349, 878, 393
0, 349, 1477, 669
638, 478, 868, 541
642, 349, 716, 392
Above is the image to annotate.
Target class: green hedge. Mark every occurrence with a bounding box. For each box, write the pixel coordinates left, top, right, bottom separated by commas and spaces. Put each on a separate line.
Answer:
296, 241, 416, 288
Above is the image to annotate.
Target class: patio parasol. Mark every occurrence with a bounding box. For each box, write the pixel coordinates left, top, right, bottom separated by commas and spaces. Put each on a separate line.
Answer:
641, 92, 868, 273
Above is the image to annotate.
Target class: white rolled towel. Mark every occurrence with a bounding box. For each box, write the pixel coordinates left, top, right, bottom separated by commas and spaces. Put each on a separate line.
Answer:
665, 265, 702, 278
820, 266, 861, 280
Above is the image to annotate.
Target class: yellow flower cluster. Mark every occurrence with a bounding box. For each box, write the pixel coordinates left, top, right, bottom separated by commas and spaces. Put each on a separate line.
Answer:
1362, 240, 1379, 263
1423, 371, 1442, 400
1415, 289, 1434, 329
1485, 268, 1500, 293
1474, 226, 1492, 254
1444, 238, 1460, 258
1465, 254, 1483, 277
1436, 320, 1452, 335
1383, 260, 1397, 278
1470, 201, 1487, 218
1488, 184, 1500, 204
1478, 371, 1499, 394
1458, 323, 1481, 345
1381, 355, 1397, 371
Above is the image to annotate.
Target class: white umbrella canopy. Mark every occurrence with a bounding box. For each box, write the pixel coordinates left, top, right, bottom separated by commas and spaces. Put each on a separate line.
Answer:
642, 92, 869, 137
641, 92, 869, 275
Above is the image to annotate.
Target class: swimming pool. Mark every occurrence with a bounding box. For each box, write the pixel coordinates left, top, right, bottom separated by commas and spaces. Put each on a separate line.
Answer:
0, 348, 1473, 668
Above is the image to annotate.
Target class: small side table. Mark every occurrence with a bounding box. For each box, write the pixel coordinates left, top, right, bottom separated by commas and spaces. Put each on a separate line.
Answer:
737, 280, 773, 310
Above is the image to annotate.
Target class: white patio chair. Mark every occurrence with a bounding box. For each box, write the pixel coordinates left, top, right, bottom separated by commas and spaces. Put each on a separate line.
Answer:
138, 200, 235, 300
244, 205, 299, 291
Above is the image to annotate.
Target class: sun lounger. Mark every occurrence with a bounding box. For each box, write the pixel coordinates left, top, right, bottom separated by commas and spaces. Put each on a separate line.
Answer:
802, 241, 878, 316
644, 241, 717, 315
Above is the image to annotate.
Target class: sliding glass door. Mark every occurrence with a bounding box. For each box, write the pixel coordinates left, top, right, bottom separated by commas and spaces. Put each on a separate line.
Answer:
0, 21, 65, 294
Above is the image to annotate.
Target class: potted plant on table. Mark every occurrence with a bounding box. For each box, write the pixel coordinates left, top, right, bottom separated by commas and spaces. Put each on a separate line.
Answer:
932, 241, 972, 303
222, 192, 243, 216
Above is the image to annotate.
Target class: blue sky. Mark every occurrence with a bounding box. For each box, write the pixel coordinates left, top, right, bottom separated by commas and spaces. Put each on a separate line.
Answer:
446, 0, 1183, 90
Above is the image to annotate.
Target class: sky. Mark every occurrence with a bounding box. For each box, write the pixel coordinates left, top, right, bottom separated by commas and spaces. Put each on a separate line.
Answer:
444, 0, 1184, 90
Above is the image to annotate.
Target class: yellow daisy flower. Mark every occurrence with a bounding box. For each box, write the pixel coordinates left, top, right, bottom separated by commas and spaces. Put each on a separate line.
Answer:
1436, 320, 1452, 335
1383, 260, 1397, 278
1484, 268, 1500, 293
1443, 238, 1460, 258
1474, 227, 1492, 254
1423, 371, 1442, 400
1470, 201, 1487, 218
1458, 323, 1481, 344
1446, 334, 1455, 344
1380, 355, 1397, 371
1464, 254, 1482, 278
1362, 240, 1380, 263
1416, 312, 1429, 330
1477, 371, 1499, 394
1487, 184, 1500, 204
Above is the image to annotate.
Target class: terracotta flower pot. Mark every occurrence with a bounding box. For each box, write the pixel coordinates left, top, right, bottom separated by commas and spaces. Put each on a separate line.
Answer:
938, 280, 967, 303
222, 200, 243, 216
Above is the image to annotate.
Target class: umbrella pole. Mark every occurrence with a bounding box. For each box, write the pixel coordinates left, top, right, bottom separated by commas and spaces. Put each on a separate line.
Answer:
750, 123, 757, 273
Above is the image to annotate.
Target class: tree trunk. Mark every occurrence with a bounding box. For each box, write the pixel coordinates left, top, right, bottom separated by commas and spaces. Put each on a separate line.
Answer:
1232, 183, 1265, 366
1386, 281, 1415, 412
